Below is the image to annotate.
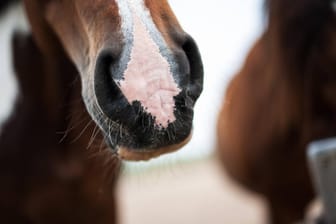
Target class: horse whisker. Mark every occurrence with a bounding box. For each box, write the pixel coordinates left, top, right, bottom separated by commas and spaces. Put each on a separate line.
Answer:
71, 120, 94, 143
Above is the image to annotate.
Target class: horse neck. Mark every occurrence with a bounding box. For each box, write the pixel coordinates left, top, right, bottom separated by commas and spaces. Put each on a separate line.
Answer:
267, 0, 334, 22
0, 0, 119, 187
0, 26, 119, 223
264, 0, 335, 82
264, 0, 336, 139
0, 2, 87, 154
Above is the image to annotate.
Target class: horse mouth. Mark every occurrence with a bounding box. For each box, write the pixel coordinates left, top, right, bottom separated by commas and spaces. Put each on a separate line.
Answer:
116, 134, 191, 161
93, 97, 194, 161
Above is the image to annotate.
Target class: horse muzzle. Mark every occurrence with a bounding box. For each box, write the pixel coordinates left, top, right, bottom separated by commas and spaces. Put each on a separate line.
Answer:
93, 33, 203, 161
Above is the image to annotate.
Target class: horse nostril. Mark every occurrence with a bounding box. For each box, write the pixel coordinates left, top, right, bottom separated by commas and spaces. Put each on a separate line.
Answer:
182, 35, 204, 101
94, 50, 133, 122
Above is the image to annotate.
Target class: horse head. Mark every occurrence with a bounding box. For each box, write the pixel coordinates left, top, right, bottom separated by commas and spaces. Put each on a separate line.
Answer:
24, 0, 203, 161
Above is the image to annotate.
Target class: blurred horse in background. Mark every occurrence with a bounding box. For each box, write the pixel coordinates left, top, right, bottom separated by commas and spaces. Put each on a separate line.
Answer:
217, 0, 336, 223
0, 0, 203, 223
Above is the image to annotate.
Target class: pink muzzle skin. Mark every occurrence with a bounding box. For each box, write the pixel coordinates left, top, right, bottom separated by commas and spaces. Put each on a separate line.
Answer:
117, 9, 181, 128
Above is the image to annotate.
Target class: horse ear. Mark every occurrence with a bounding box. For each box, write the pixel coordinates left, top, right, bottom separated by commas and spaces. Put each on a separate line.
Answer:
23, 0, 63, 57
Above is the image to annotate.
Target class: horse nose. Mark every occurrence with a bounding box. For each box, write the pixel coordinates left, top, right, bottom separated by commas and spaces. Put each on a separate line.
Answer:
93, 35, 203, 124
94, 50, 135, 123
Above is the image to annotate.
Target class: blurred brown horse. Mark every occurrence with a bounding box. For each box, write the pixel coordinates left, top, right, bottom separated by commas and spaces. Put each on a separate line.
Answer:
217, 0, 336, 223
0, 0, 203, 223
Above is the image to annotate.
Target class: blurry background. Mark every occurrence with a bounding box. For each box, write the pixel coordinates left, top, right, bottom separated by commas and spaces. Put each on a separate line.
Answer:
119, 0, 269, 224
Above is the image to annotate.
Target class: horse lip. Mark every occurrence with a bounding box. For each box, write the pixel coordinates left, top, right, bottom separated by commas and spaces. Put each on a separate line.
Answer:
116, 134, 192, 161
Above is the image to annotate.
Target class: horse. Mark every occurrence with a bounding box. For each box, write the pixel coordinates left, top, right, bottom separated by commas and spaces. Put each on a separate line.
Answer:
0, 0, 203, 223
217, 0, 336, 223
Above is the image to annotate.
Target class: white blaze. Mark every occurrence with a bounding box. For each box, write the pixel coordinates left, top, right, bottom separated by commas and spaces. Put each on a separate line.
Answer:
116, 0, 181, 128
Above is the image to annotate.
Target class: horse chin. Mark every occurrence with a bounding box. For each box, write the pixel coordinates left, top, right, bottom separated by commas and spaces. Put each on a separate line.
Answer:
83, 88, 194, 161
100, 119, 193, 161
116, 134, 192, 161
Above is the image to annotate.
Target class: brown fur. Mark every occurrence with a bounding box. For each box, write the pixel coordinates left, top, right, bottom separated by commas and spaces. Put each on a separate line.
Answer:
0, 33, 120, 223
217, 1, 336, 223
